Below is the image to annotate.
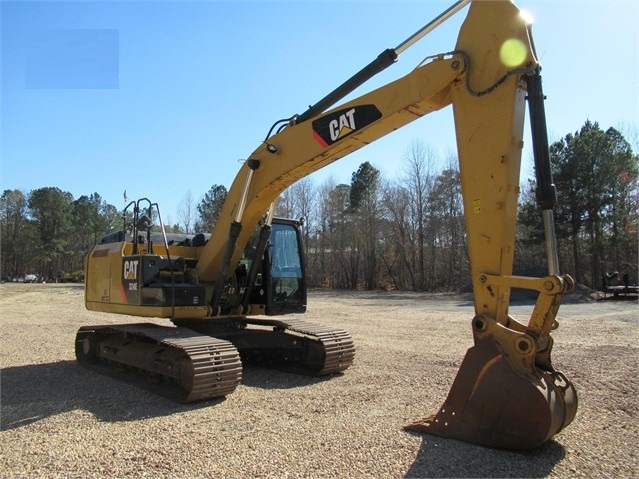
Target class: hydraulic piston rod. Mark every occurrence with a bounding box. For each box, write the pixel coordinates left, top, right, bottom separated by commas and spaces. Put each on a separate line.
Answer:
295, 0, 471, 124
526, 68, 561, 275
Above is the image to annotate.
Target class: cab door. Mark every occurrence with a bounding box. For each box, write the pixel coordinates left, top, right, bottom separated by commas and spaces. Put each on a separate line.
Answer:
265, 219, 307, 315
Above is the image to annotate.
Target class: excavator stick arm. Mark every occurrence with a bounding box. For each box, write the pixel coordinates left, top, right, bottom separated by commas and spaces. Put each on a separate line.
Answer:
404, 0, 577, 449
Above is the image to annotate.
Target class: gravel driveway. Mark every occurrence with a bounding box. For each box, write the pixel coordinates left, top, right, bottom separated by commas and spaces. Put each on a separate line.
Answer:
1, 284, 637, 478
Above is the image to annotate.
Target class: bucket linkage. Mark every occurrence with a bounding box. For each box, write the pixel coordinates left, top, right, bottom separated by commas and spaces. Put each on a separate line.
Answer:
405, 274, 578, 450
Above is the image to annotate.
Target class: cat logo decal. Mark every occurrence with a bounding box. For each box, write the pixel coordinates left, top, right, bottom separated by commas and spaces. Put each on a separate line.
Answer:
312, 105, 382, 148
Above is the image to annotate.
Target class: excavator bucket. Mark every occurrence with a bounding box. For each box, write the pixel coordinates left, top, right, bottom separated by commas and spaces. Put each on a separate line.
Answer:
405, 317, 578, 450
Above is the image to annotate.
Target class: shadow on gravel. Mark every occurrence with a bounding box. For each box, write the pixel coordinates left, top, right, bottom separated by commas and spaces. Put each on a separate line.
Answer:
240, 365, 337, 390
0, 360, 217, 431
0, 361, 339, 431
404, 434, 566, 478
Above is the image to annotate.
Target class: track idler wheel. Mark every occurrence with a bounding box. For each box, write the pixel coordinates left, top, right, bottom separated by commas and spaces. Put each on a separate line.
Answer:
75, 329, 100, 364
404, 316, 578, 450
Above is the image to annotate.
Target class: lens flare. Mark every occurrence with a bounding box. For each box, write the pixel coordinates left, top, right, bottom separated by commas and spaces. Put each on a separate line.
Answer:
519, 9, 535, 25
499, 38, 527, 68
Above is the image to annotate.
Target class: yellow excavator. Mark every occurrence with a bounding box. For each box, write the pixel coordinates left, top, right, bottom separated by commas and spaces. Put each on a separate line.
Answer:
77, 0, 577, 449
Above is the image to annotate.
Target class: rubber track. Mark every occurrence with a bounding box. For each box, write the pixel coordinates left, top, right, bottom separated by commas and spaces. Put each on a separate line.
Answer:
247, 318, 356, 375
76, 323, 242, 402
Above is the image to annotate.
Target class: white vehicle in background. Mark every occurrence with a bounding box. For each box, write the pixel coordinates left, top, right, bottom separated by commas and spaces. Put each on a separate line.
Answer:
24, 273, 38, 283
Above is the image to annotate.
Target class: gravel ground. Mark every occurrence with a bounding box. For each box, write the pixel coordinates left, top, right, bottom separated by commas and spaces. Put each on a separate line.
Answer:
1, 283, 637, 478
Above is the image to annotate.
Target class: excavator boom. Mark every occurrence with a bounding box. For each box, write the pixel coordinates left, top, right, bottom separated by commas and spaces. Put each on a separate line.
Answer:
81, 0, 577, 449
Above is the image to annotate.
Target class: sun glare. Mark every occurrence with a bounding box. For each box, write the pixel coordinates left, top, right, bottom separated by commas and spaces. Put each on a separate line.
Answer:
519, 9, 535, 26
499, 38, 527, 68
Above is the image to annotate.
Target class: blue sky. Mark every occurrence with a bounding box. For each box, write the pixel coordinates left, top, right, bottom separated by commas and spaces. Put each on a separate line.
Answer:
2, 0, 638, 226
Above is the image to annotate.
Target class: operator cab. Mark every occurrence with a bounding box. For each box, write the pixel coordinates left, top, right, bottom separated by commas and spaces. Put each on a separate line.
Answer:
241, 217, 307, 315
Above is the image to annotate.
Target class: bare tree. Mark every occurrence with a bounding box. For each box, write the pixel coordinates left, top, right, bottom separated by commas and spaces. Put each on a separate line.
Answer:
617, 120, 639, 153
290, 177, 316, 243
275, 187, 294, 219
381, 180, 416, 290
401, 141, 439, 290
315, 179, 354, 288
178, 190, 195, 234
427, 162, 466, 289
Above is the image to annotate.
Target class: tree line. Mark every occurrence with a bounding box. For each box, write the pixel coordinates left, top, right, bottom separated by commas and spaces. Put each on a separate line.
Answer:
2, 121, 637, 291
